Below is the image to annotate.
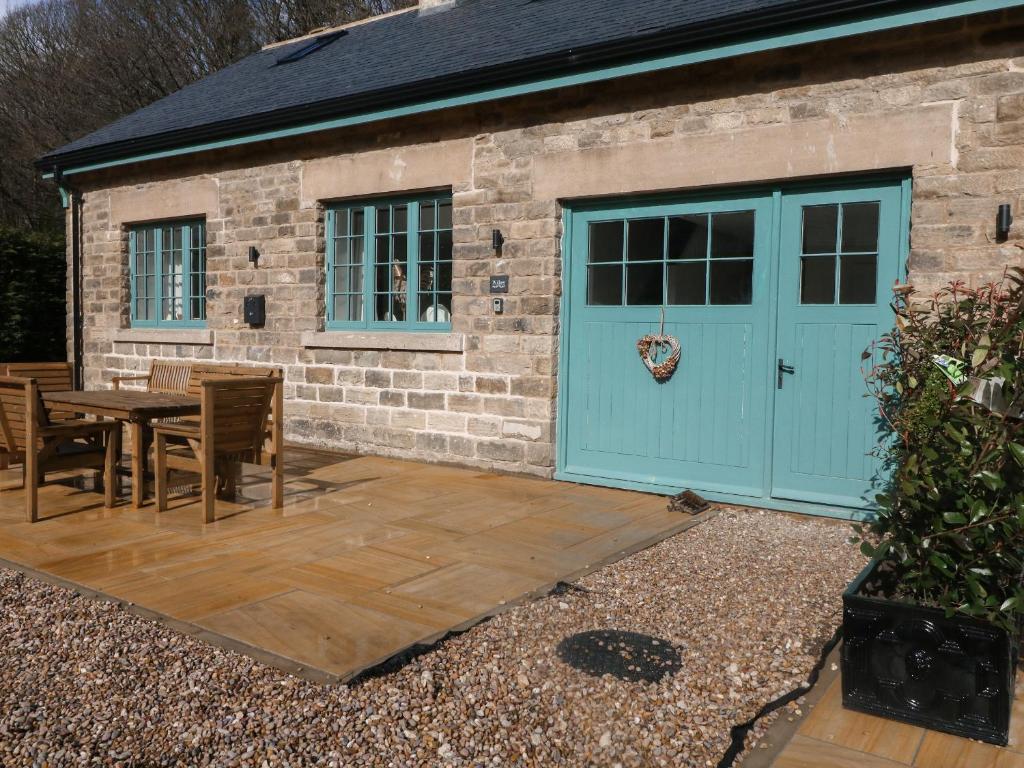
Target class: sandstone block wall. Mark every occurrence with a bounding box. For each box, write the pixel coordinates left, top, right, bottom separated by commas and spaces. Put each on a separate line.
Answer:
70, 8, 1024, 477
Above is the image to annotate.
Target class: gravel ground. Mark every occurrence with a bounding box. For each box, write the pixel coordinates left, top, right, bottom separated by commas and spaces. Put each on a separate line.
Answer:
0, 508, 863, 767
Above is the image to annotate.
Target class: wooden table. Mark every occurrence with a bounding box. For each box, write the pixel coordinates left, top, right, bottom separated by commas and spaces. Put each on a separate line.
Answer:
43, 390, 201, 508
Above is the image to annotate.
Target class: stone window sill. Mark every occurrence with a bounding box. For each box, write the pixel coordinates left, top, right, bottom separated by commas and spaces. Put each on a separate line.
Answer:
301, 330, 465, 352
112, 328, 214, 346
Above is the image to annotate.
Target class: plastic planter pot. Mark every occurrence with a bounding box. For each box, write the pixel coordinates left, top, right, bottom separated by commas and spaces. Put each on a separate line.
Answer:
842, 558, 1017, 746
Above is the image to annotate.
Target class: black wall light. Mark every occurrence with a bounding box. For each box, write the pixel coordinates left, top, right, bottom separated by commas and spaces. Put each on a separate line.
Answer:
492, 229, 505, 250
997, 204, 1013, 241
248, 246, 260, 267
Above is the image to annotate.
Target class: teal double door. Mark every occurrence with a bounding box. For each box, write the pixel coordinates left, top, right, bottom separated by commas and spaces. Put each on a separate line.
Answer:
559, 178, 908, 513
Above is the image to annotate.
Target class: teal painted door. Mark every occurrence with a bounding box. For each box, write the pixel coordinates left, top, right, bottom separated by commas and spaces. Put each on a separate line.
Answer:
563, 193, 775, 497
771, 182, 905, 508
560, 178, 907, 512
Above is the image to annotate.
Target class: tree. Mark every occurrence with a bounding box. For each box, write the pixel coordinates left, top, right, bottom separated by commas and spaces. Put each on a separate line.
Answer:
0, 0, 413, 233
0, 227, 66, 361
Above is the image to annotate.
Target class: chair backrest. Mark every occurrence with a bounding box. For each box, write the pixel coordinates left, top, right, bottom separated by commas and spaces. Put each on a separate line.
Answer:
2, 362, 72, 392
3, 362, 74, 421
148, 360, 192, 394
0, 376, 48, 454
187, 363, 282, 398
201, 377, 279, 456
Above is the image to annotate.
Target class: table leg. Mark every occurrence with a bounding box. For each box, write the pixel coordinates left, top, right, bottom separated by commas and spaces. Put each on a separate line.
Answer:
130, 421, 147, 508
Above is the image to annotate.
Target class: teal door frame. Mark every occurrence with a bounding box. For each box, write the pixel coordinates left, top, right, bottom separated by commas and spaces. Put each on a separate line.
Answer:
555, 175, 912, 520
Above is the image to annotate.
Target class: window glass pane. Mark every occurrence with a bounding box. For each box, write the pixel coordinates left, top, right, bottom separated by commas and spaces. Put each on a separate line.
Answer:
348, 293, 363, 322
419, 201, 435, 231
587, 265, 622, 305
802, 205, 838, 254
589, 221, 624, 263
839, 254, 877, 304
667, 262, 706, 305
801, 256, 836, 304
709, 260, 753, 305
393, 234, 408, 264
711, 211, 755, 258
351, 234, 364, 265
335, 210, 350, 238
626, 263, 663, 305
437, 261, 452, 293
394, 205, 408, 233
333, 295, 349, 322
627, 218, 664, 262
668, 215, 707, 260
438, 201, 452, 230
353, 208, 364, 233
841, 202, 880, 253
438, 230, 453, 261
377, 206, 389, 232
188, 224, 205, 321
419, 232, 435, 263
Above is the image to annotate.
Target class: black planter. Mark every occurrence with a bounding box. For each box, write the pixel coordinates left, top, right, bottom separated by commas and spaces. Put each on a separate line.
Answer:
842, 558, 1017, 746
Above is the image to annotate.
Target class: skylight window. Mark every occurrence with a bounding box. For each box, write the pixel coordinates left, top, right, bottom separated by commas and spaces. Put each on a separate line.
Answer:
276, 30, 346, 65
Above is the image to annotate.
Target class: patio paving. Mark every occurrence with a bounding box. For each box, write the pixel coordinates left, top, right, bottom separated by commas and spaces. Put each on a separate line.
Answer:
0, 448, 693, 681
767, 655, 1024, 768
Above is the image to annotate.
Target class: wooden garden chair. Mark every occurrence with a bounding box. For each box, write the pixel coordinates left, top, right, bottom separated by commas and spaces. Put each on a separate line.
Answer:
112, 360, 192, 394
0, 376, 118, 522
153, 376, 283, 524
187, 364, 283, 465
0, 362, 75, 468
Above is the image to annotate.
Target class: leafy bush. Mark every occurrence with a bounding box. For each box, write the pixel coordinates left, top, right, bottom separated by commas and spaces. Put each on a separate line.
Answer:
0, 227, 66, 362
857, 269, 1024, 634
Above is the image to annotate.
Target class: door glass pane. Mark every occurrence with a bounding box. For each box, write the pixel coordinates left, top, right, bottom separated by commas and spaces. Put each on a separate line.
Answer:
668, 215, 707, 260
802, 205, 838, 254
839, 254, 877, 304
626, 263, 663, 305
841, 203, 880, 253
801, 256, 836, 304
588, 265, 622, 305
711, 211, 755, 258
627, 219, 664, 261
589, 221, 624, 263
709, 260, 753, 305
667, 262, 706, 305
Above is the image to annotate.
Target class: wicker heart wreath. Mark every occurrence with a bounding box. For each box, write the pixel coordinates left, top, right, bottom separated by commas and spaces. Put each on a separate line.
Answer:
636, 333, 681, 382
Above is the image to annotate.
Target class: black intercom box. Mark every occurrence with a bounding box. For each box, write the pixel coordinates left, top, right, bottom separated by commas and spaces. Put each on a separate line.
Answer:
244, 294, 266, 326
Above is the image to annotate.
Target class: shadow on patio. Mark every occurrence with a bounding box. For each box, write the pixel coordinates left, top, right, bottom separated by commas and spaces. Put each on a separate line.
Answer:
0, 448, 695, 681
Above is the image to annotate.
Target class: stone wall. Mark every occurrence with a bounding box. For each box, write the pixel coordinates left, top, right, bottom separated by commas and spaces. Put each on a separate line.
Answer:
71, 8, 1024, 477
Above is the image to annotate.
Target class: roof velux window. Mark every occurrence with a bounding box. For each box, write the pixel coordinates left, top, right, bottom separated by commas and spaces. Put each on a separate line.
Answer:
276, 30, 346, 65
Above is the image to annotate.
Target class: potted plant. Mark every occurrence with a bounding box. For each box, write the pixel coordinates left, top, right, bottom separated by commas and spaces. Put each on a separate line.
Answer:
846, 268, 1024, 746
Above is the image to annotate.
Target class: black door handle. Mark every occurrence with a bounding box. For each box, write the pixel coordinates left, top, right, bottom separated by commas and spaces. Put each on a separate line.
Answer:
777, 358, 795, 389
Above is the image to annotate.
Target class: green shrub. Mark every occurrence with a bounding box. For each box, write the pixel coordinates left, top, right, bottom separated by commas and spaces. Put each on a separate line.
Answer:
857, 269, 1024, 635
0, 227, 67, 362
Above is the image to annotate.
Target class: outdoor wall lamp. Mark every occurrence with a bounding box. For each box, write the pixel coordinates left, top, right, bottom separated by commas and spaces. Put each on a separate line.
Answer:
248, 246, 260, 267
997, 204, 1013, 241
491, 229, 505, 250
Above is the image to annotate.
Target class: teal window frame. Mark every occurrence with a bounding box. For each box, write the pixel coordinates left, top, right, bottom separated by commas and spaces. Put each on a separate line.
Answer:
325, 193, 453, 332
129, 219, 207, 328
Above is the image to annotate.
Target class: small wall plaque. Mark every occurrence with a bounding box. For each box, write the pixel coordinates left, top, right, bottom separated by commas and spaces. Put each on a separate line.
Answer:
490, 275, 509, 294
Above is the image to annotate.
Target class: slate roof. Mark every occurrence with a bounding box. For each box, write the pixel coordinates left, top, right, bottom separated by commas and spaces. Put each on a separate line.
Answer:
41, 0, 915, 170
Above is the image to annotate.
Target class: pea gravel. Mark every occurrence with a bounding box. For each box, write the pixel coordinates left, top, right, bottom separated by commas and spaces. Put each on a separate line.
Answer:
0, 508, 863, 767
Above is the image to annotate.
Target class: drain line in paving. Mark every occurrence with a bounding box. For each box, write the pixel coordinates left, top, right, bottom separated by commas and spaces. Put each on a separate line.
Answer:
715, 625, 843, 768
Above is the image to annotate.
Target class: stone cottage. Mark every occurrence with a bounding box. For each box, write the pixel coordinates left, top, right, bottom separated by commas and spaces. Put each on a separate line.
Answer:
37, 0, 1024, 517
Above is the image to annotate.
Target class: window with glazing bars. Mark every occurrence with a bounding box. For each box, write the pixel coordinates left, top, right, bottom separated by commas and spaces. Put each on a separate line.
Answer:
326, 195, 453, 330
130, 220, 206, 327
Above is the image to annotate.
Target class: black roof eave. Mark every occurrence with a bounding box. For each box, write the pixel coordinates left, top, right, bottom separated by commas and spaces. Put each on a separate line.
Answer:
37, 0, 926, 174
